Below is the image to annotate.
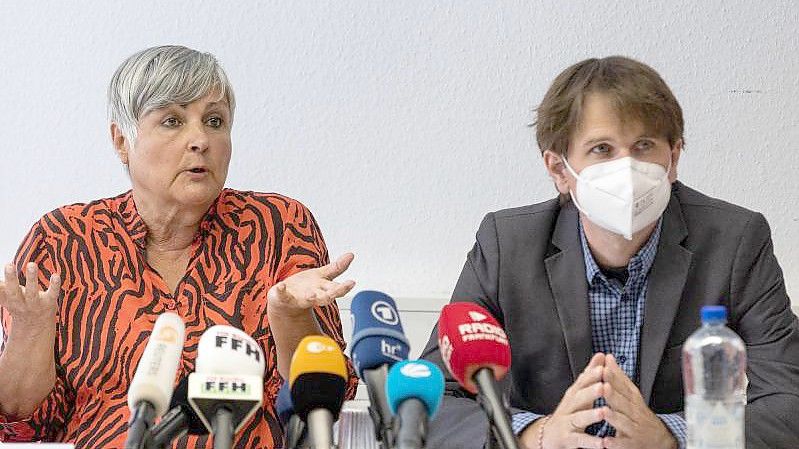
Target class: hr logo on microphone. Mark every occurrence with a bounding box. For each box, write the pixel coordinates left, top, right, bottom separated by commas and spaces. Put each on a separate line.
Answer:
380, 339, 404, 361
215, 334, 262, 363
371, 301, 399, 325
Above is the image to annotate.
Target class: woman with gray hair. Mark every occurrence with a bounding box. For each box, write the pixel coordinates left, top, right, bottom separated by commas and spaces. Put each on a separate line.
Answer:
0, 45, 358, 448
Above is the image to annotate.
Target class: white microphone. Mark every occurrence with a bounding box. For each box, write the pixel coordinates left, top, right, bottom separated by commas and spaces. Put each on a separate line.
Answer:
125, 312, 186, 449
188, 325, 265, 449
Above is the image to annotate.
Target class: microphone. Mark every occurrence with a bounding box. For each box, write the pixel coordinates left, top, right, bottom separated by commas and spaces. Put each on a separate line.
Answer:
188, 325, 265, 449
437, 303, 519, 449
149, 377, 209, 448
125, 312, 185, 449
385, 360, 445, 449
350, 290, 410, 448
277, 381, 307, 449
289, 335, 348, 449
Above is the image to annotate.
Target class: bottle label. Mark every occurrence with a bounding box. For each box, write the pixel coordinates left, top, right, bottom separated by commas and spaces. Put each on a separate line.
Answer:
686, 396, 744, 449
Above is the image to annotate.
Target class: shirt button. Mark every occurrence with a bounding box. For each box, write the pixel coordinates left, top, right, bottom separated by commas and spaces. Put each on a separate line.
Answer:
618, 355, 627, 364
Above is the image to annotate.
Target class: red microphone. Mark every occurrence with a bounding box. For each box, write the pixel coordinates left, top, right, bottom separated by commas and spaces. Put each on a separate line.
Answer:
438, 302, 519, 449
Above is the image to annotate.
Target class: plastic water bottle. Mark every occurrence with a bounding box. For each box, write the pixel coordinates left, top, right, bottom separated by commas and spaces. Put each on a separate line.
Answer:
682, 305, 746, 449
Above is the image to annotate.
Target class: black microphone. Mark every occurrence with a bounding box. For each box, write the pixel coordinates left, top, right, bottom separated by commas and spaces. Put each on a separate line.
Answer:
149, 377, 209, 448
277, 381, 306, 449
289, 336, 349, 449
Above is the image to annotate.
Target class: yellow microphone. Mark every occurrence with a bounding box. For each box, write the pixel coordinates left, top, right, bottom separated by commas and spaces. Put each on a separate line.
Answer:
289, 335, 348, 449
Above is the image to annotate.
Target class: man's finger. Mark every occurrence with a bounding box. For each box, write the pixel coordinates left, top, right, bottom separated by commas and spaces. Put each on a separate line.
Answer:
602, 435, 633, 449
569, 407, 607, 429
562, 381, 603, 414
603, 406, 636, 436
574, 365, 603, 389
569, 432, 604, 449
603, 362, 638, 404
588, 352, 606, 369
318, 253, 354, 280
602, 382, 636, 417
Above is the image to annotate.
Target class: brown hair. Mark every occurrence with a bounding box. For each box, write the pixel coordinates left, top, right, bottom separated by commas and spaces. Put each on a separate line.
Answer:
534, 56, 684, 156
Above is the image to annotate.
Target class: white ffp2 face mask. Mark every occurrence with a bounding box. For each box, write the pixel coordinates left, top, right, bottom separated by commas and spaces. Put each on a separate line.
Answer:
563, 156, 672, 240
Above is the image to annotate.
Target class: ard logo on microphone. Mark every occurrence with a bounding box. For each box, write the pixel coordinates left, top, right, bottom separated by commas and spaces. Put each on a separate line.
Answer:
371, 300, 399, 326
215, 333, 262, 363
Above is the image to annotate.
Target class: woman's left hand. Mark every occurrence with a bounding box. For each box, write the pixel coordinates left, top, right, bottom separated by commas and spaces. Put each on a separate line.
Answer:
267, 253, 356, 316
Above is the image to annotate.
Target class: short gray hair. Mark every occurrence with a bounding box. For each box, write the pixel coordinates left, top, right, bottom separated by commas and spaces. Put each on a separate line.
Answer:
108, 45, 236, 147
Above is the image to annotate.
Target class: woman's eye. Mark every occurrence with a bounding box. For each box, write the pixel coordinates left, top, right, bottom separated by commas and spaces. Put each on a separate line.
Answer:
206, 116, 223, 128
162, 117, 181, 127
590, 144, 611, 154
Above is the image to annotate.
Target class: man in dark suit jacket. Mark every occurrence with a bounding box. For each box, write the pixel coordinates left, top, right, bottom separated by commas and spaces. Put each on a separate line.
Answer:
422, 56, 799, 449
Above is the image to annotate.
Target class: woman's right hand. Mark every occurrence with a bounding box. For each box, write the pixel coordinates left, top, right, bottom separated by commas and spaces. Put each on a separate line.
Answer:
0, 262, 61, 418
0, 262, 60, 331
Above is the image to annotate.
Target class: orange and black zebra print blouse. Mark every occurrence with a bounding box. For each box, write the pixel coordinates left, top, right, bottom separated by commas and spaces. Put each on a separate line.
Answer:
0, 189, 358, 448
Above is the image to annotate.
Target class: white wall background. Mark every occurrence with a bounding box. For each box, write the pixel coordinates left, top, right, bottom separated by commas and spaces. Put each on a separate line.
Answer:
1, 1, 797, 345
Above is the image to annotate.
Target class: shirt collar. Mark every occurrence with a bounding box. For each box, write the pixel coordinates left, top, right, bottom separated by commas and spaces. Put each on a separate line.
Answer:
579, 218, 662, 286
116, 190, 221, 249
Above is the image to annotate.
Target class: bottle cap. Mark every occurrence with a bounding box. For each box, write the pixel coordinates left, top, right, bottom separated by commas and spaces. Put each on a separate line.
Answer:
701, 305, 727, 324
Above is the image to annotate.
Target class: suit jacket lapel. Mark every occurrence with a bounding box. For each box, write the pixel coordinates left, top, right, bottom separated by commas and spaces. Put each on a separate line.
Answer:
639, 193, 692, 403
545, 202, 593, 381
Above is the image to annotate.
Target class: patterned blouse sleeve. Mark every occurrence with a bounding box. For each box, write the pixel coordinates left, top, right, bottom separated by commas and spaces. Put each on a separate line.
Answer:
274, 200, 359, 400
0, 216, 75, 441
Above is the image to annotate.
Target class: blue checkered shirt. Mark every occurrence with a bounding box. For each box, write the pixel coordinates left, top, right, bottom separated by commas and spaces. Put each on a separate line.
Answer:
511, 219, 687, 448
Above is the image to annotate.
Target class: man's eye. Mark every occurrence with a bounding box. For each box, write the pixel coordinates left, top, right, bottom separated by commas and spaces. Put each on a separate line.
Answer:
590, 144, 611, 154
635, 140, 654, 151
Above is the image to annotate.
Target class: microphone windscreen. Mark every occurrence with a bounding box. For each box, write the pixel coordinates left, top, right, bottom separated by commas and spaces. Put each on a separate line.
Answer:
195, 325, 265, 376
437, 302, 511, 394
170, 377, 209, 435
385, 360, 445, 417
276, 381, 294, 426
349, 291, 410, 377
128, 312, 186, 416
289, 336, 348, 421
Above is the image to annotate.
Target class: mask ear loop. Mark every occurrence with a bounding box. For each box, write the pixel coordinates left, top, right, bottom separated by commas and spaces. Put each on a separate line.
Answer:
560, 156, 594, 220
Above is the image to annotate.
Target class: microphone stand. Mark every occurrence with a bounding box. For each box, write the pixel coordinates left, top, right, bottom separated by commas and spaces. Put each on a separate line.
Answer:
474, 369, 519, 449
363, 365, 396, 449
212, 407, 235, 449
126, 401, 156, 449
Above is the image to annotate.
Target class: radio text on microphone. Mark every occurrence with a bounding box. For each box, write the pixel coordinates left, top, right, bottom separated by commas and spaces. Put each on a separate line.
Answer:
457, 322, 509, 345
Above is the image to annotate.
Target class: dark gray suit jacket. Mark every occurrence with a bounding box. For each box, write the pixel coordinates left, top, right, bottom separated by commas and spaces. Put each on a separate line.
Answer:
421, 182, 799, 449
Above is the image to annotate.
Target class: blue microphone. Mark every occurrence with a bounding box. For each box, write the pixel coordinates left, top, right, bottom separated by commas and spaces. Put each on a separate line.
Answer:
276, 381, 294, 426
350, 290, 411, 448
276, 382, 305, 449
385, 360, 445, 449
350, 291, 410, 376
